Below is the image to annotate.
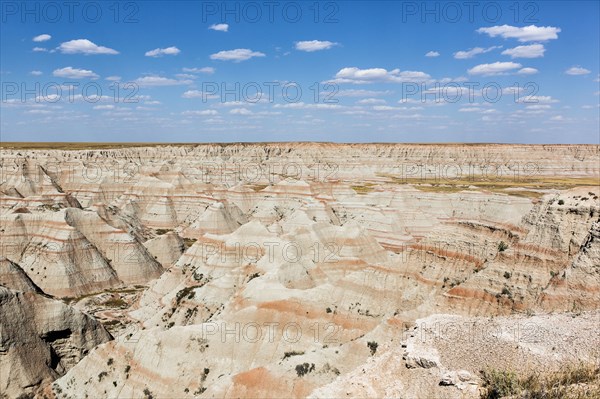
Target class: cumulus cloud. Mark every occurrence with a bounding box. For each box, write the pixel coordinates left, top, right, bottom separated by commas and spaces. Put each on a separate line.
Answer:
502, 44, 545, 59
105, 76, 122, 81
525, 104, 551, 110
58, 39, 119, 55
210, 49, 265, 62
295, 40, 339, 52
181, 90, 218, 99
517, 67, 538, 75
33, 34, 51, 42
357, 98, 387, 105
337, 89, 393, 97
454, 46, 501, 59
565, 66, 591, 75
182, 110, 218, 116
330, 67, 430, 84
145, 46, 181, 57
32, 47, 48, 52
425, 51, 440, 57
467, 61, 522, 76
229, 108, 253, 115
477, 25, 561, 42
93, 104, 115, 110
135, 76, 192, 87
273, 102, 342, 110
517, 95, 559, 104
182, 67, 215, 74
209, 23, 229, 32
30, 70, 43, 76
53, 66, 99, 79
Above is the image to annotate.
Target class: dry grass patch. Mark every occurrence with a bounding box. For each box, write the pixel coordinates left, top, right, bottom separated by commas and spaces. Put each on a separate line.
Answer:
379, 174, 599, 198
480, 361, 600, 399
351, 183, 376, 194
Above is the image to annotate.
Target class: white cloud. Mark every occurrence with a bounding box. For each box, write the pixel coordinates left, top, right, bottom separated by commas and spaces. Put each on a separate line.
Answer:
135, 76, 192, 87
454, 46, 501, 59
565, 66, 591, 75
525, 104, 551, 110
210, 49, 265, 62
477, 25, 561, 42
273, 102, 341, 110
181, 90, 218, 99
295, 40, 339, 52
182, 110, 218, 116
229, 108, 253, 115
145, 46, 181, 57
26, 109, 51, 114
209, 23, 229, 32
502, 44, 545, 58
30, 70, 43, 76
372, 105, 397, 111
53, 66, 99, 79
331, 67, 430, 84
425, 51, 440, 57
518, 67, 538, 75
182, 67, 215, 74
106, 76, 121, 81
33, 34, 51, 42
93, 104, 115, 110
175, 73, 196, 80
58, 39, 119, 55
32, 47, 48, 52
467, 61, 522, 76
218, 101, 255, 107
550, 115, 564, 121
337, 89, 393, 97
517, 95, 559, 104
357, 98, 387, 105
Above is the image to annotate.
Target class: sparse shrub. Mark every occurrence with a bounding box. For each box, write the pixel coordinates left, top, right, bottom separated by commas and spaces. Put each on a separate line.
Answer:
283, 351, 305, 360
107, 358, 113, 366
183, 238, 197, 248
501, 287, 512, 297
103, 298, 127, 308
326, 307, 332, 313
295, 362, 315, 377
143, 388, 154, 399
124, 365, 131, 374
498, 241, 508, 252
98, 371, 108, 382
503, 271, 511, 279
480, 369, 519, 399
367, 341, 378, 356
558, 199, 565, 205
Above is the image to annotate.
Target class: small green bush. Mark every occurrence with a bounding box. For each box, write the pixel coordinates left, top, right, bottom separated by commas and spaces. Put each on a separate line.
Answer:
498, 241, 508, 252
367, 341, 378, 356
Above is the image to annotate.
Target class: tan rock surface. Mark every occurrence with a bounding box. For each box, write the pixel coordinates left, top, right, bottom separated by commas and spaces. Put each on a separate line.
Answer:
0, 143, 598, 398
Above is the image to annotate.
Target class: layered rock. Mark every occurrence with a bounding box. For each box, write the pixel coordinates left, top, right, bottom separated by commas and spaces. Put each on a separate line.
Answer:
0, 143, 598, 398
0, 286, 112, 397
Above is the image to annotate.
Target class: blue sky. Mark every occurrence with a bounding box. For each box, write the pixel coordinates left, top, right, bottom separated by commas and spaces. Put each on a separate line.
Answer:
1, 1, 598, 143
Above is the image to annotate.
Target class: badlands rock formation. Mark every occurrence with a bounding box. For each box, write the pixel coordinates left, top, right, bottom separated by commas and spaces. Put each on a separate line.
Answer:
0, 143, 598, 398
